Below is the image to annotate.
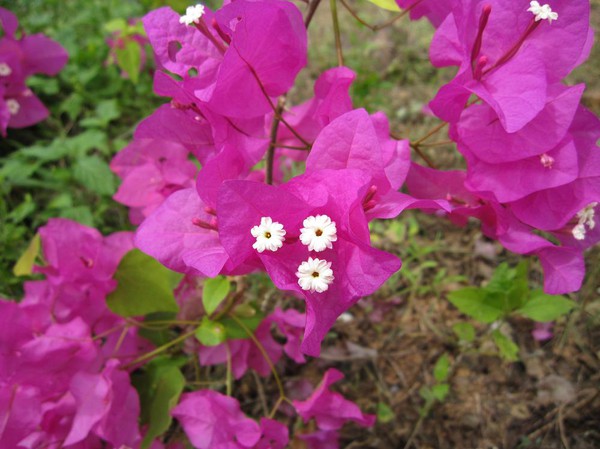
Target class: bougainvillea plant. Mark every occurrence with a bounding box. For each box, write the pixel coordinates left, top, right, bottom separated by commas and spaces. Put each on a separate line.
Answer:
0, 7, 68, 136
2, 0, 598, 447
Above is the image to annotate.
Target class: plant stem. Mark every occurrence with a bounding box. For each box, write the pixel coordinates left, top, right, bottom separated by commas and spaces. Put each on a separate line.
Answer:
123, 330, 196, 369
275, 143, 311, 151
305, 0, 323, 28
339, 0, 423, 31
228, 314, 287, 415
409, 143, 437, 169
330, 0, 344, 66
266, 98, 285, 185
225, 342, 233, 396
413, 121, 448, 146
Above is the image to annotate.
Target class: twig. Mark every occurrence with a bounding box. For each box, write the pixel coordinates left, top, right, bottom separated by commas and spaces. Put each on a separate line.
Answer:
225, 342, 233, 396
122, 330, 196, 369
275, 143, 311, 151
420, 140, 454, 148
410, 143, 437, 169
267, 98, 285, 185
228, 314, 288, 417
253, 370, 269, 417
403, 413, 425, 449
413, 121, 448, 146
558, 405, 571, 449
305, 0, 323, 28
330, 0, 345, 66
339, 0, 423, 31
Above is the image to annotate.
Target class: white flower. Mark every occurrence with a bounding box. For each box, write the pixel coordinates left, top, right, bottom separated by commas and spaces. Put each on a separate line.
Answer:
296, 257, 334, 293
0, 63, 12, 77
300, 215, 338, 252
6, 99, 19, 115
572, 202, 597, 240
251, 217, 286, 252
527, 1, 558, 24
179, 4, 206, 26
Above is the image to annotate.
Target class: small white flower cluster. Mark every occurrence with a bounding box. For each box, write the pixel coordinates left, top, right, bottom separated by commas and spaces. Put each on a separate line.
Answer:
250, 214, 338, 293
572, 202, 597, 240
251, 217, 286, 252
527, 1, 558, 24
179, 4, 206, 26
0, 63, 12, 77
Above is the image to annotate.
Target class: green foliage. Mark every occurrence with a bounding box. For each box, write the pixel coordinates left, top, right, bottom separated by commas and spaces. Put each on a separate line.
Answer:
452, 322, 476, 343
376, 402, 395, 423
133, 356, 186, 449
364, 0, 400, 12
220, 310, 265, 340
433, 353, 450, 383
12, 233, 40, 276
116, 39, 142, 84
448, 262, 576, 324
419, 352, 451, 417
195, 317, 227, 347
515, 291, 576, 322
492, 330, 520, 362
0, 0, 161, 297
202, 276, 232, 316
106, 250, 181, 317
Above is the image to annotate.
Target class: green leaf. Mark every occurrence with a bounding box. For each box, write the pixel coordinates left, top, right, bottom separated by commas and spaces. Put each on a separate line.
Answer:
195, 317, 227, 346
448, 287, 504, 323
376, 402, 395, 424
515, 291, 575, 322
72, 155, 116, 196
106, 249, 180, 317
58, 206, 94, 226
13, 234, 40, 276
418, 386, 433, 403
452, 322, 476, 343
220, 311, 265, 340
365, 0, 401, 12
430, 384, 450, 402
433, 353, 450, 383
104, 18, 127, 33
233, 303, 257, 318
80, 100, 121, 128
134, 358, 186, 449
138, 312, 178, 347
115, 39, 142, 84
492, 330, 519, 362
202, 276, 231, 316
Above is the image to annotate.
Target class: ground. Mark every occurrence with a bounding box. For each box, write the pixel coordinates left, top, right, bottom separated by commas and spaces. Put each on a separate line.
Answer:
1, 0, 599, 448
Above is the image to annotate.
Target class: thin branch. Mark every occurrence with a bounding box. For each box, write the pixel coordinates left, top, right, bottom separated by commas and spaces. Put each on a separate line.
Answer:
122, 330, 196, 369
305, 0, 323, 28
228, 314, 287, 415
339, 0, 423, 31
225, 342, 233, 396
330, 0, 345, 66
410, 143, 437, 169
413, 121, 448, 146
266, 98, 285, 185
275, 143, 311, 151
419, 140, 454, 148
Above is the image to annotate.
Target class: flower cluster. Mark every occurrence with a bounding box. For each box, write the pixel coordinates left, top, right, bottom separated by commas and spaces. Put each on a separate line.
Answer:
0, 219, 151, 448
408, 0, 599, 294
0, 7, 67, 136
114, 0, 453, 358
171, 368, 374, 449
